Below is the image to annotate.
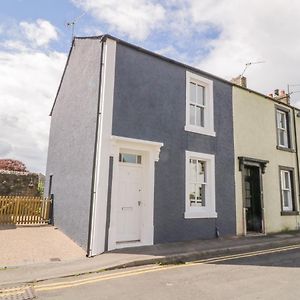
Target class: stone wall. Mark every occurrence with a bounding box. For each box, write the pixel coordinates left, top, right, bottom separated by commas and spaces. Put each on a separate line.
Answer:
0, 170, 40, 196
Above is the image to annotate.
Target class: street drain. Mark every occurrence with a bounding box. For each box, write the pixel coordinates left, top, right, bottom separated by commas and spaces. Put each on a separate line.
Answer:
50, 257, 61, 262
0, 285, 36, 300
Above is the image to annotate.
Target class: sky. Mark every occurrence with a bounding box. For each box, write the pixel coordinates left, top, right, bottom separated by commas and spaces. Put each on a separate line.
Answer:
1, 0, 300, 174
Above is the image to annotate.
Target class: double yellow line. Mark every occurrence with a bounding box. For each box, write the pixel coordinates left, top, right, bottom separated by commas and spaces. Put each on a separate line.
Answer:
1, 243, 300, 297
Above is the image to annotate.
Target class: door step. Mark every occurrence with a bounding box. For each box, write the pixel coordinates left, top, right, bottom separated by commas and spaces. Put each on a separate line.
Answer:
116, 239, 141, 244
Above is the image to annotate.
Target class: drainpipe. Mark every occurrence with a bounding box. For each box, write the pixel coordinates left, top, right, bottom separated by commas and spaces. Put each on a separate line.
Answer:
87, 36, 106, 257
293, 107, 300, 229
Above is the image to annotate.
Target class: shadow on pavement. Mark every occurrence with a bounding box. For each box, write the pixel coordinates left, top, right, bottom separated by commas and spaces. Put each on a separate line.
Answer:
0, 224, 17, 230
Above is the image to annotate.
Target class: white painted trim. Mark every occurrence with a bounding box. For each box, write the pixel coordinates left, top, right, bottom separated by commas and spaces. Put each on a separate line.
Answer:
111, 135, 164, 148
184, 150, 217, 219
184, 211, 218, 219
111, 136, 163, 161
185, 71, 215, 137
108, 136, 163, 251
89, 38, 117, 256
184, 125, 216, 137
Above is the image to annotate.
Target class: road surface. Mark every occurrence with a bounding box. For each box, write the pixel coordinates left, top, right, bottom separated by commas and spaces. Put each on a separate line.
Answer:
2, 244, 300, 299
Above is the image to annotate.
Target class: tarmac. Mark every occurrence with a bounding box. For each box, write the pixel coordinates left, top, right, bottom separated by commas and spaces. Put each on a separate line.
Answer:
1, 228, 300, 287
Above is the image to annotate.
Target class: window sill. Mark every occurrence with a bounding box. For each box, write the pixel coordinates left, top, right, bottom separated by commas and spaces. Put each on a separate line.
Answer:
184, 211, 218, 219
281, 211, 299, 216
276, 146, 295, 153
185, 125, 216, 137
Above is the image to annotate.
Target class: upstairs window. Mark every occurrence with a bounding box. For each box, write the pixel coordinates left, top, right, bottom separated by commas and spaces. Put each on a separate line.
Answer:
189, 82, 205, 127
185, 71, 215, 136
276, 109, 290, 149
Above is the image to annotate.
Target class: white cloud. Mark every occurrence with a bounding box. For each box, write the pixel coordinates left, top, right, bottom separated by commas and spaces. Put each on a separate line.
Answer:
0, 40, 29, 52
0, 140, 13, 156
0, 20, 66, 173
20, 19, 58, 47
187, 0, 300, 105
2, 1, 300, 173
70, 0, 300, 106
82, 26, 103, 36
72, 0, 165, 40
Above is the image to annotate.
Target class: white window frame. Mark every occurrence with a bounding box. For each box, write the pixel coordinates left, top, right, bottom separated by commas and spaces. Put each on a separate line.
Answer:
185, 71, 216, 137
280, 169, 294, 212
185, 151, 217, 219
276, 109, 289, 148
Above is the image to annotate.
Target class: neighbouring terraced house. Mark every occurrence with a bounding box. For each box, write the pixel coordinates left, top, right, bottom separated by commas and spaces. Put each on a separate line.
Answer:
45, 34, 300, 256
233, 81, 300, 236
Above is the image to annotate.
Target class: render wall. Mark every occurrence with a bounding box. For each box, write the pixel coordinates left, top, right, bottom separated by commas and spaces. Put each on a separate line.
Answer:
233, 87, 300, 234
112, 43, 236, 243
45, 39, 102, 250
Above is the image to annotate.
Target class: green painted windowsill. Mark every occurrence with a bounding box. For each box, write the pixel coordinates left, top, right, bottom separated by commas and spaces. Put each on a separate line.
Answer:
281, 211, 300, 216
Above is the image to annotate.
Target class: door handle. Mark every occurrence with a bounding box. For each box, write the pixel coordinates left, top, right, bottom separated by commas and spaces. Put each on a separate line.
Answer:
138, 201, 142, 206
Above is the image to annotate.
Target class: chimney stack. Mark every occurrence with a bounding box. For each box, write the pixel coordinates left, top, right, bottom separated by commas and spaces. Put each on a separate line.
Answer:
231, 75, 247, 88
268, 89, 290, 105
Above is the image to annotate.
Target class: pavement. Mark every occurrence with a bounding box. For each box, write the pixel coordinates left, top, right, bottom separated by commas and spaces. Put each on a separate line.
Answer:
1, 226, 300, 287
0, 225, 85, 267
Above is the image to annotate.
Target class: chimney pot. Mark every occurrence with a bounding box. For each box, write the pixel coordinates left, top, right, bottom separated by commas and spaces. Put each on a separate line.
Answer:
273, 89, 290, 105
280, 90, 286, 96
231, 75, 247, 88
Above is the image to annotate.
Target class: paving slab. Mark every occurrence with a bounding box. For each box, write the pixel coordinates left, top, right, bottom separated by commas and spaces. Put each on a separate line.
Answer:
0, 225, 85, 267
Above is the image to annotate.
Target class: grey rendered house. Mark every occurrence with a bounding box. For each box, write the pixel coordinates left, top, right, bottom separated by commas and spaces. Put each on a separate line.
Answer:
45, 34, 236, 256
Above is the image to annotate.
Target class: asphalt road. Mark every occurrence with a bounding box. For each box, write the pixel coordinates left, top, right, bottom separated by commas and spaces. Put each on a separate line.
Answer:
4, 245, 300, 300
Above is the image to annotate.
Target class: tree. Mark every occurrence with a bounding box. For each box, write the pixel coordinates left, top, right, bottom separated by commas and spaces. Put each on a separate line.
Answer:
0, 159, 28, 172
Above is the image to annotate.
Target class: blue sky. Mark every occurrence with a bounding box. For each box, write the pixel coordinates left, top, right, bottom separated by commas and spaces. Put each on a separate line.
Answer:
0, 0, 300, 173
0, 0, 220, 61
0, 0, 87, 52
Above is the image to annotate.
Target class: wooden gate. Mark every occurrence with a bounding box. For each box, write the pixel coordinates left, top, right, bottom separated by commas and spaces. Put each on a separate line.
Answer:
0, 196, 52, 225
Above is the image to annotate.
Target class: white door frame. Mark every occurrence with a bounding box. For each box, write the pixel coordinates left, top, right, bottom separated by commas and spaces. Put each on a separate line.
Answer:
108, 135, 163, 250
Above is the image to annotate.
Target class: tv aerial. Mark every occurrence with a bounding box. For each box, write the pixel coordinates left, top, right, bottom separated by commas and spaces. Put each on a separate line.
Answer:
241, 61, 265, 77
287, 84, 300, 95
66, 12, 86, 39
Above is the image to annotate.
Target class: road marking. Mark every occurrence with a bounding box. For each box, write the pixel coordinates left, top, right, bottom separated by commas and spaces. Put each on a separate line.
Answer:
0, 265, 162, 296
1, 243, 300, 296
35, 244, 300, 292
188, 243, 300, 265
0, 285, 35, 299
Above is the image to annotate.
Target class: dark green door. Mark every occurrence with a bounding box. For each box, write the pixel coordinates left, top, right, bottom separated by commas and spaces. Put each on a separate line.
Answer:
244, 166, 262, 233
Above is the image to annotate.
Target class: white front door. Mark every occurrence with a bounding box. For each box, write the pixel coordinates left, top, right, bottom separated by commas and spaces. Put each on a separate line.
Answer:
116, 161, 143, 243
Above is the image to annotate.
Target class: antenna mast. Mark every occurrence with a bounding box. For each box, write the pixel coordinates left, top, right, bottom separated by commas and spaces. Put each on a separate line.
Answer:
241, 61, 265, 77
66, 12, 86, 40
287, 84, 300, 95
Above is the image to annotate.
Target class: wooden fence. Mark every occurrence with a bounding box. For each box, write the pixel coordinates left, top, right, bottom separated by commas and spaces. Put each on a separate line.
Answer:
0, 196, 52, 225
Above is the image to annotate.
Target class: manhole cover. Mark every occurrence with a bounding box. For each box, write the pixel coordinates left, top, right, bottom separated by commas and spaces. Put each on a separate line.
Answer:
0, 285, 36, 300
